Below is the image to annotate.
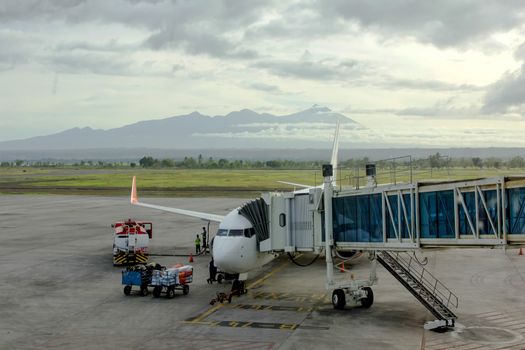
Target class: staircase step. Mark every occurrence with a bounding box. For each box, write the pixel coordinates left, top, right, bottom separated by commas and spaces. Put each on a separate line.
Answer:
380, 252, 458, 320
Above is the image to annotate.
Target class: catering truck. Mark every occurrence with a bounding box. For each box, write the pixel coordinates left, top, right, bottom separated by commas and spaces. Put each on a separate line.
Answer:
112, 219, 152, 265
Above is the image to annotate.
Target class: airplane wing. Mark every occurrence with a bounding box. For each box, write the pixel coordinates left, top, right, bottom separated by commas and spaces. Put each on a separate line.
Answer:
130, 176, 224, 223
277, 181, 314, 189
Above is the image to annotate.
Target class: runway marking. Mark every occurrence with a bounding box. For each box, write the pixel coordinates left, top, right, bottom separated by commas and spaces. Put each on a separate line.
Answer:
232, 304, 313, 312
508, 324, 525, 331
183, 319, 329, 331
163, 338, 274, 350
184, 320, 299, 330
187, 260, 289, 324
250, 291, 329, 303
499, 319, 525, 327
424, 309, 525, 350
246, 260, 289, 290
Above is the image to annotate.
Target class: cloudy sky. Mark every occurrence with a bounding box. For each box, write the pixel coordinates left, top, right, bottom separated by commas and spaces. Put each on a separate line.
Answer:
1, 0, 525, 147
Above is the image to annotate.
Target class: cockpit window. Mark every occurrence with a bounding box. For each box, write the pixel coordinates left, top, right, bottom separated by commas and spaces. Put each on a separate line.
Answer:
216, 229, 228, 236
228, 229, 243, 236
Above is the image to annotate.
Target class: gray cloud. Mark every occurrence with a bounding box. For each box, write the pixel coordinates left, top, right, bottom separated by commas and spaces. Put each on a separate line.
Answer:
144, 29, 258, 59
55, 40, 138, 53
380, 77, 485, 92
482, 42, 525, 114
254, 58, 362, 81
344, 98, 482, 120
252, 56, 486, 93
49, 52, 134, 76
395, 106, 478, 118
0, 30, 35, 69
0, 0, 271, 59
1, 1, 524, 66
249, 83, 282, 93
315, 0, 525, 48
482, 65, 525, 114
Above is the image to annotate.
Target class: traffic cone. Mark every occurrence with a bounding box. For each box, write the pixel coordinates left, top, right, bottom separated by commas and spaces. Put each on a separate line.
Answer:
519, 248, 523, 256
339, 261, 345, 273
189, 253, 194, 263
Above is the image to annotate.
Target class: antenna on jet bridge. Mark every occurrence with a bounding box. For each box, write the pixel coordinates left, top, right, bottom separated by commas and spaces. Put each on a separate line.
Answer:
330, 120, 341, 187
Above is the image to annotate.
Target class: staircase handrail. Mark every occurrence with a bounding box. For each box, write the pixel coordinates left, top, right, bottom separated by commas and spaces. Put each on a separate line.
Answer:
388, 251, 458, 309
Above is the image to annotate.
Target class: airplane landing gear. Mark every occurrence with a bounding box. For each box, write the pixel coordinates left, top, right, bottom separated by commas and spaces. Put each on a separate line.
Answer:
231, 279, 247, 296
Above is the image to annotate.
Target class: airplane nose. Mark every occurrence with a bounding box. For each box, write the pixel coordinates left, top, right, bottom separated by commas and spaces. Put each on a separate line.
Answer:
213, 237, 251, 274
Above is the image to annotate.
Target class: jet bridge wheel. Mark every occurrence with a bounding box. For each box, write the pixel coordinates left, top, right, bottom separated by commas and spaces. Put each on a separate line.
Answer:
332, 289, 346, 310
360, 287, 374, 308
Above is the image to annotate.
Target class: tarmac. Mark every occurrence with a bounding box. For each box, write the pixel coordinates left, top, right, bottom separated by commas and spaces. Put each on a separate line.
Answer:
1, 195, 525, 349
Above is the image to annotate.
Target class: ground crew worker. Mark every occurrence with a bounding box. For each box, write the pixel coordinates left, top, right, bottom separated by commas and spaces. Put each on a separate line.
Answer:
195, 234, 201, 254
202, 227, 207, 252
207, 257, 217, 284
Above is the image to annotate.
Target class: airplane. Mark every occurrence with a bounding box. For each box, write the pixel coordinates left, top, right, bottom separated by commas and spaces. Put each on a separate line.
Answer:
130, 122, 341, 293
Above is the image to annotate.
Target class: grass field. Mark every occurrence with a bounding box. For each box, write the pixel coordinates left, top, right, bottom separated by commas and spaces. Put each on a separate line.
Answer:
1, 166, 524, 197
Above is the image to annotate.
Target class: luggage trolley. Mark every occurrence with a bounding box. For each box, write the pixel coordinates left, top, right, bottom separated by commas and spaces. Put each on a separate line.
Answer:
121, 266, 152, 296
151, 265, 193, 299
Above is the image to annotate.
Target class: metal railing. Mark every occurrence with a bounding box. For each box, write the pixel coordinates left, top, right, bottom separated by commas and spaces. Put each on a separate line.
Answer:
384, 251, 458, 310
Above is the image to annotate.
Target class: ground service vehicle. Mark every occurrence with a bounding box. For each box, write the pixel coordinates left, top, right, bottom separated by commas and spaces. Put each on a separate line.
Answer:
112, 219, 152, 265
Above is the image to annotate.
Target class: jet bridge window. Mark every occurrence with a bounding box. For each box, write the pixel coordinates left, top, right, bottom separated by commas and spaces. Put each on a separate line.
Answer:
279, 213, 286, 227
508, 188, 525, 234
420, 190, 454, 238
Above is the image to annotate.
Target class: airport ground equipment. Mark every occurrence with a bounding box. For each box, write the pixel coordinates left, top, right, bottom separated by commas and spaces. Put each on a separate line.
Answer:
151, 265, 193, 299
121, 265, 152, 296
112, 219, 152, 265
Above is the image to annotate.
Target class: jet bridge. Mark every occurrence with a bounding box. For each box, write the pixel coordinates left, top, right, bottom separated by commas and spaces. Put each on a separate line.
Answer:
251, 176, 525, 254
331, 176, 525, 250
245, 173, 525, 329
255, 188, 324, 253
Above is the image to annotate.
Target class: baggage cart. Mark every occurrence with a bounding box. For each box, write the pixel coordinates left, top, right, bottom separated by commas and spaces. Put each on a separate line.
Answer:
151, 265, 193, 299
121, 267, 152, 296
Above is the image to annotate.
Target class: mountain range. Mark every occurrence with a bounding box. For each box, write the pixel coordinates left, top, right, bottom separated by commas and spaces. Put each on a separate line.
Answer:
3, 105, 525, 162
0, 105, 361, 151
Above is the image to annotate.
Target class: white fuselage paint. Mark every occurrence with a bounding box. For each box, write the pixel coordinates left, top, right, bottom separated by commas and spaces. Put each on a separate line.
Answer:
212, 208, 275, 275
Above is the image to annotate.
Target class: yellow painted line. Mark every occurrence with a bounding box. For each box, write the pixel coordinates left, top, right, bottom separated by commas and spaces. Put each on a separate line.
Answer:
190, 303, 225, 323
182, 320, 218, 326
189, 259, 289, 324
247, 260, 289, 290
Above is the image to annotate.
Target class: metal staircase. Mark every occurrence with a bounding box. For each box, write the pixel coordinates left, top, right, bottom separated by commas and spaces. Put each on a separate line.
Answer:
376, 251, 458, 329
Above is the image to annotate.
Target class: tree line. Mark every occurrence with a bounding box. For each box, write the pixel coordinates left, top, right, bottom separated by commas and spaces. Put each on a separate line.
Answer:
138, 155, 326, 169
3, 153, 525, 170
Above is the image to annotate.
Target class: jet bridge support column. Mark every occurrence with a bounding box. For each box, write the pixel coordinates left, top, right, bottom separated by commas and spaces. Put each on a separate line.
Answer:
323, 164, 334, 288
